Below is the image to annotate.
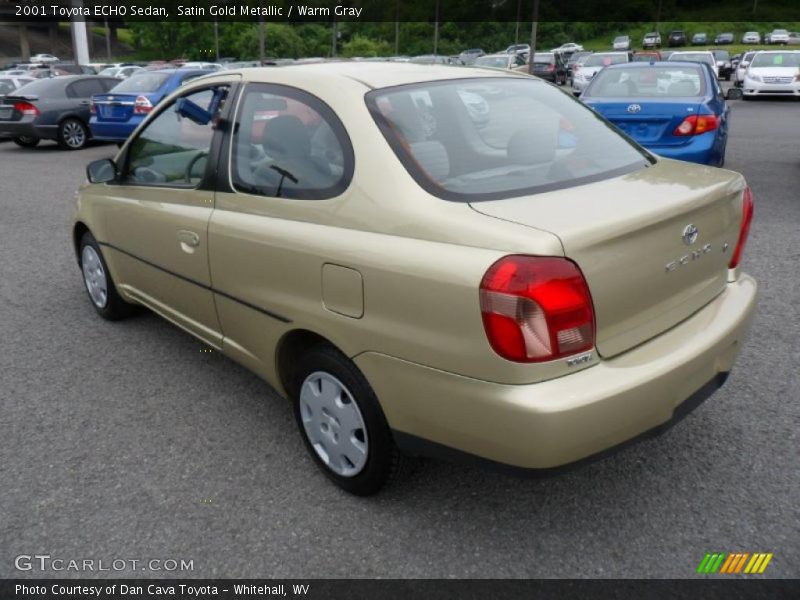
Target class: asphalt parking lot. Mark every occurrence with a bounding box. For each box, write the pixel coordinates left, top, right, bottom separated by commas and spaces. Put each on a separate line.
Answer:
1, 95, 799, 579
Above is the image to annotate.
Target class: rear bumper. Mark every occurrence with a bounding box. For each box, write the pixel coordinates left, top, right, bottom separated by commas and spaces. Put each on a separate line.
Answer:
355, 274, 757, 470
0, 121, 57, 140
89, 118, 142, 143
743, 80, 800, 96
646, 131, 721, 165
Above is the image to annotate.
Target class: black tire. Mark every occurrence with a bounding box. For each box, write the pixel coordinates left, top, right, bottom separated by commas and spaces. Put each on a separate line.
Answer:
291, 344, 407, 496
13, 135, 40, 148
78, 231, 137, 320
58, 117, 89, 150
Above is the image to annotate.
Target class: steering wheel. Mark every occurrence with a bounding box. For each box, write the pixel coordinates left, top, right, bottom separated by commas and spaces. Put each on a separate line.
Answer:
185, 151, 208, 183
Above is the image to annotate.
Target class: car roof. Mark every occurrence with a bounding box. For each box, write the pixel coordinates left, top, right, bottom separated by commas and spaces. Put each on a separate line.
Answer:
232, 62, 526, 90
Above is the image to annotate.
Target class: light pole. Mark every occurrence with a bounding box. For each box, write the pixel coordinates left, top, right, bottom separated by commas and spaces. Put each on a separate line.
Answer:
528, 0, 539, 76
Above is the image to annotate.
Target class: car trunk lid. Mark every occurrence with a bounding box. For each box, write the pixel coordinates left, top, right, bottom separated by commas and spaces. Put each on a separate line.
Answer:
92, 93, 140, 122
470, 161, 745, 358
586, 100, 703, 146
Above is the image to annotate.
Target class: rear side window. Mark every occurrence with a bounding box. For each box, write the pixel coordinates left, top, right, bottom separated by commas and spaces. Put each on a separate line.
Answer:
366, 77, 652, 202
0, 79, 15, 95
231, 83, 354, 200
67, 79, 107, 98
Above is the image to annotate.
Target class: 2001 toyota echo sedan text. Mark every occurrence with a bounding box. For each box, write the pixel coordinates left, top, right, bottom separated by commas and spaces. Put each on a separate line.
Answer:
73, 63, 757, 495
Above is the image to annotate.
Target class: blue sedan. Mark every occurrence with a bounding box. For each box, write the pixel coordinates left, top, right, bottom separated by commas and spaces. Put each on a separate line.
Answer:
89, 68, 212, 143
580, 61, 729, 166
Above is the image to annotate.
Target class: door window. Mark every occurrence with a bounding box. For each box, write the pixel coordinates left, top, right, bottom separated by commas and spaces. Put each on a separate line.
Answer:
124, 86, 228, 187
231, 83, 354, 200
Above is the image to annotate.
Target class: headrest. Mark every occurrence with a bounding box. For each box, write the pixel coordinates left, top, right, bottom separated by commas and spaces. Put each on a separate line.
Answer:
409, 141, 450, 181
262, 115, 310, 158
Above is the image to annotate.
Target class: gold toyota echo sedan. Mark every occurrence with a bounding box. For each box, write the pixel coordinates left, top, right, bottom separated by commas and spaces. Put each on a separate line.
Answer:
73, 63, 757, 495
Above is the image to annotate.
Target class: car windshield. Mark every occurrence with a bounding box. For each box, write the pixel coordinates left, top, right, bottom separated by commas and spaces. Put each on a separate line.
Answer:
533, 53, 555, 64
773, 30, 788, 35
751, 52, 800, 67
632, 54, 658, 62
614, 37, 629, 42
713, 51, 730, 60
586, 65, 706, 97
669, 53, 713, 65
584, 54, 627, 67
111, 71, 171, 93
645, 33, 658, 37
742, 52, 756, 62
366, 77, 651, 202
475, 56, 509, 68
98, 68, 118, 76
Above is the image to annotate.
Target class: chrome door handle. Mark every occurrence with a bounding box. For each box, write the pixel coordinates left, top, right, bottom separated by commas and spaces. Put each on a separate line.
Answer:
178, 230, 200, 247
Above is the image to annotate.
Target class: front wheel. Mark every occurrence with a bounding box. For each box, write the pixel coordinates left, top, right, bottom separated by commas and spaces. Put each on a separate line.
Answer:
292, 344, 407, 495
13, 135, 40, 148
58, 118, 89, 150
79, 231, 137, 320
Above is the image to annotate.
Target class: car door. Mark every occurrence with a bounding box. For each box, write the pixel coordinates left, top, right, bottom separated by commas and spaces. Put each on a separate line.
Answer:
208, 82, 355, 382
101, 80, 236, 347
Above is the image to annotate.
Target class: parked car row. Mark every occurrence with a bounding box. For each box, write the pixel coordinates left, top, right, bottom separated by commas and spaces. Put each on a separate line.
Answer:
605, 28, 800, 49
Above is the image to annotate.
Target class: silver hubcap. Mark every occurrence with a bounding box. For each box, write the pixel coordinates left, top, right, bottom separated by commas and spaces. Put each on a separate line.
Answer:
299, 372, 368, 477
81, 246, 108, 308
63, 121, 85, 148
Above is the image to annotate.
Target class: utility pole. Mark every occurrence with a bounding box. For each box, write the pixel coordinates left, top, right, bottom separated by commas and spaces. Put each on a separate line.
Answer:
331, 19, 338, 57
214, 19, 220, 61
258, 0, 265, 62
433, 0, 439, 55
528, 0, 539, 76
395, 0, 400, 55
515, 0, 521, 45
104, 18, 111, 59
70, 1, 90, 65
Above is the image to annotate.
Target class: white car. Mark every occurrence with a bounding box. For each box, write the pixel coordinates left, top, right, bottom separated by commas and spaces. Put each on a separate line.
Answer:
30, 53, 59, 63
668, 51, 719, 78
734, 51, 757, 87
768, 29, 790, 45
552, 43, 584, 54
505, 44, 530, 55
742, 50, 800, 99
474, 53, 527, 72
613, 36, 631, 51
643, 32, 662, 48
181, 62, 223, 71
741, 31, 761, 44
97, 65, 144, 80
572, 52, 630, 95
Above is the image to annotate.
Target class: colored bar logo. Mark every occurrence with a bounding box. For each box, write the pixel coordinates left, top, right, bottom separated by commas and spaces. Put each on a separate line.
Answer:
697, 552, 773, 574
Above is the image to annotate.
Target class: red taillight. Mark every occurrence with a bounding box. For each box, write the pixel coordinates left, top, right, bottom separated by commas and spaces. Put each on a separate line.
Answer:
13, 101, 40, 117
479, 256, 596, 362
729, 186, 754, 269
547, 64, 555, 72
133, 95, 153, 114
672, 114, 719, 136
90, 101, 96, 115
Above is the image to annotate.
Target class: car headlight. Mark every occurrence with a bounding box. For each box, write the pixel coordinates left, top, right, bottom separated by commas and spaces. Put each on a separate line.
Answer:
747, 74, 762, 82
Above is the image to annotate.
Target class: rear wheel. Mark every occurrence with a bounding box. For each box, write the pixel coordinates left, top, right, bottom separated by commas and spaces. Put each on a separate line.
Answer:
58, 118, 89, 150
13, 136, 40, 148
291, 344, 407, 495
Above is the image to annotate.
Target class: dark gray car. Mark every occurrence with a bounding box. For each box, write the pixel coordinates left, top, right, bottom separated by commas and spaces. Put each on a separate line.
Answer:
0, 75, 117, 149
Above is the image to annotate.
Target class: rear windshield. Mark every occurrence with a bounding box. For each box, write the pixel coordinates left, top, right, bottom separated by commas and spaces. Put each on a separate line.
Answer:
614, 37, 629, 42
751, 52, 800, 67
111, 71, 171, 93
5, 77, 62, 96
584, 54, 628, 67
713, 51, 730, 60
366, 77, 652, 202
533, 53, 555, 64
586, 66, 706, 97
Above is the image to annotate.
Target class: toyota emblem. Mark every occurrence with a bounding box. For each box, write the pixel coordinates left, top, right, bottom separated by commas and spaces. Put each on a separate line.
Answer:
682, 224, 699, 246
627, 104, 642, 113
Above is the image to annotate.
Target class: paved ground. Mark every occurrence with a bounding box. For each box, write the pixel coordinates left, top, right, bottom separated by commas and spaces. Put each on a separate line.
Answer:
1, 96, 798, 579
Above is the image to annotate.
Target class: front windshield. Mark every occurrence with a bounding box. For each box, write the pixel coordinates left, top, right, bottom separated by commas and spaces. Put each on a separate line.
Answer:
98, 68, 118, 77
366, 77, 651, 202
586, 66, 706, 97
585, 54, 628, 67
751, 52, 800, 67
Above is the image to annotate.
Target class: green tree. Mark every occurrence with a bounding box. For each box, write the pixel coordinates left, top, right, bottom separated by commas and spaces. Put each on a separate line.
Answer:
341, 34, 393, 58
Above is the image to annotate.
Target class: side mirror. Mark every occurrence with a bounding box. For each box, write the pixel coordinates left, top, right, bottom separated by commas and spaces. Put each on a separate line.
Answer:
86, 158, 117, 183
726, 88, 743, 100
